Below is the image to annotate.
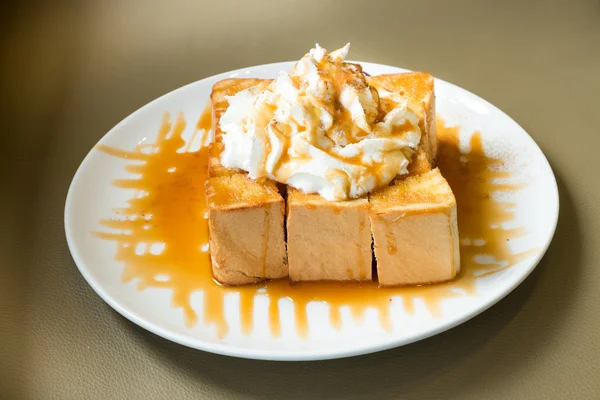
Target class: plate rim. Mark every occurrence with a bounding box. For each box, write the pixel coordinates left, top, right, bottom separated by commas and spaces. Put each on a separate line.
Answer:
64, 61, 560, 361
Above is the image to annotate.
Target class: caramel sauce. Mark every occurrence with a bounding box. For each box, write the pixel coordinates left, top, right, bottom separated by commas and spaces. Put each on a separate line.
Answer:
96, 110, 537, 339
196, 102, 212, 132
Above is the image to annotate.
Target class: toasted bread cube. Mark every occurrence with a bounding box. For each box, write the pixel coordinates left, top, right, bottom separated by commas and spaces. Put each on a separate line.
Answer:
369, 169, 459, 286
206, 174, 288, 285
209, 78, 271, 177
369, 72, 437, 165
286, 188, 372, 281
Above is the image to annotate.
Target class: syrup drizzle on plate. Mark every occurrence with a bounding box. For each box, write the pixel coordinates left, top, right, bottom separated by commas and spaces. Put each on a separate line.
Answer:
94, 107, 536, 338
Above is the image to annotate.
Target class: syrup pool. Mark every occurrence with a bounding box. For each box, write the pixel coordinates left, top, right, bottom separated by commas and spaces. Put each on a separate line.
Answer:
95, 107, 535, 339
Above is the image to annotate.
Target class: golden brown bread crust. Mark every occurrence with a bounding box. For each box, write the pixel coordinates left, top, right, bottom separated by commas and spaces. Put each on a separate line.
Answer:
206, 174, 282, 210
370, 169, 455, 212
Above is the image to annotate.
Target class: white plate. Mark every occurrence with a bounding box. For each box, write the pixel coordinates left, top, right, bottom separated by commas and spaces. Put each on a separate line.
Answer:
65, 61, 559, 361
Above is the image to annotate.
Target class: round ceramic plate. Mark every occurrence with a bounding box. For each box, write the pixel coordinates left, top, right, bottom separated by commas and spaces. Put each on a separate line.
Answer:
65, 61, 558, 361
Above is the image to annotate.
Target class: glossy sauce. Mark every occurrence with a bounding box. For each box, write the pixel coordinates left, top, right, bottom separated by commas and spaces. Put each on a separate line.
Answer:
96, 109, 534, 338
196, 102, 212, 132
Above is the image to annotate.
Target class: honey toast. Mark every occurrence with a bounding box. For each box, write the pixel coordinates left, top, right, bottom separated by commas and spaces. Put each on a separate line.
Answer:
208, 72, 459, 286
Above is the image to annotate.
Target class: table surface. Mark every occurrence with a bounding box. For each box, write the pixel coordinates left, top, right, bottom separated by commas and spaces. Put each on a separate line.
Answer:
2, 0, 599, 398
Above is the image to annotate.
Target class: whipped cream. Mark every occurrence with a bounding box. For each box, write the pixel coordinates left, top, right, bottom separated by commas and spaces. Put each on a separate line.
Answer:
219, 43, 421, 201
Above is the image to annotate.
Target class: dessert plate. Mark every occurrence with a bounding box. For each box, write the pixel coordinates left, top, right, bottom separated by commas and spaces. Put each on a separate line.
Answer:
65, 61, 558, 361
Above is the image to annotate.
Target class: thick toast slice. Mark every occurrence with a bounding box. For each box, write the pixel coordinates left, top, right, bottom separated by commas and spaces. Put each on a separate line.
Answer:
207, 79, 287, 285
369, 168, 459, 286
206, 174, 288, 285
368, 72, 460, 285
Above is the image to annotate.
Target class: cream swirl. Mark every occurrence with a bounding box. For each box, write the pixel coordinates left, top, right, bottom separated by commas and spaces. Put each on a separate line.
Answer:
219, 43, 421, 201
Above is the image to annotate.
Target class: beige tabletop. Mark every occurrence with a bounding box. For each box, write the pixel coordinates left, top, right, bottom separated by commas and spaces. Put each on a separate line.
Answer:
2, 0, 600, 398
